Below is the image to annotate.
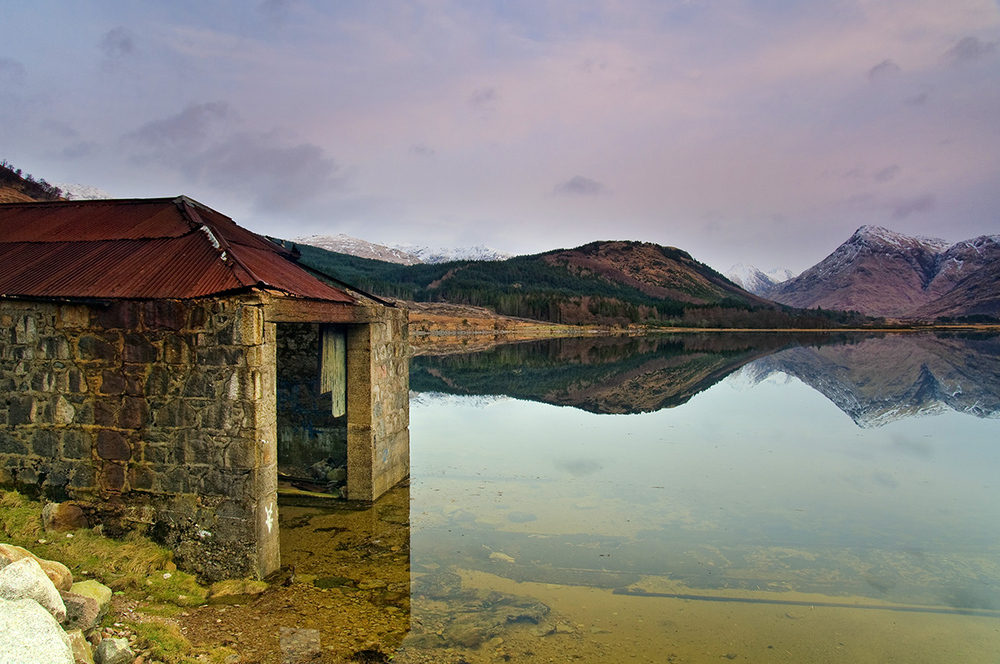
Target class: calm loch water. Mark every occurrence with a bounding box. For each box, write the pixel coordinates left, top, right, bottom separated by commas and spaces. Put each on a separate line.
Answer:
396, 332, 1000, 663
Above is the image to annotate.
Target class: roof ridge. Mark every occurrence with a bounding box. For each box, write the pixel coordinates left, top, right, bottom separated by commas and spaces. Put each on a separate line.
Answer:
175, 198, 267, 289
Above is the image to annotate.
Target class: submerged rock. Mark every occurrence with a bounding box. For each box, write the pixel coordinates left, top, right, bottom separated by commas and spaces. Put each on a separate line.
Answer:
410, 571, 550, 648
279, 627, 322, 663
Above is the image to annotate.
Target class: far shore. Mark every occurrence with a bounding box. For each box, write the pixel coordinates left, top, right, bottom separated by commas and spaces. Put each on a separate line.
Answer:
406, 300, 999, 354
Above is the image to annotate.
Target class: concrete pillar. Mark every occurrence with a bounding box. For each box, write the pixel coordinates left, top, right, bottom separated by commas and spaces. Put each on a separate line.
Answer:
346, 312, 409, 501
252, 319, 281, 577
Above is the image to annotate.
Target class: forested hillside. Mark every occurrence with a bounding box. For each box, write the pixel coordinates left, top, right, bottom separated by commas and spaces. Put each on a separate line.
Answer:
282, 239, 872, 328
0, 160, 64, 202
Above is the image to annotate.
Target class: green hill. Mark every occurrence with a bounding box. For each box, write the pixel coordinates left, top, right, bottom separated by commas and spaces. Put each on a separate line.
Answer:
280, 239, 872, 328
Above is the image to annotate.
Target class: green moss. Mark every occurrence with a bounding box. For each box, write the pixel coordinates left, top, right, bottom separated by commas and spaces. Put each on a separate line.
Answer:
129, 621, 192, 663
0, 490, 44, 541
0, 490, 253, 663
0, 491, 208, 606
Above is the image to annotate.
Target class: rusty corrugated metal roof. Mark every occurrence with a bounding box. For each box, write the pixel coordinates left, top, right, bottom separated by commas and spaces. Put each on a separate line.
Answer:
0, 196, 355, 304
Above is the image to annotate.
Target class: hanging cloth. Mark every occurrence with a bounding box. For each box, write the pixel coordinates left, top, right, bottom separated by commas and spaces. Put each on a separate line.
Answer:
320, 325, 347, 417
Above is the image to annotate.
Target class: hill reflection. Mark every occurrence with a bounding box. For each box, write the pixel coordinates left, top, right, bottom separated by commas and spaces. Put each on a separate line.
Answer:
409, 332, 1000, 424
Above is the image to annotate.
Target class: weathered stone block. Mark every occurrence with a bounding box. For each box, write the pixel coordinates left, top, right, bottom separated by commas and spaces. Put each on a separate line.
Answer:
143, 300, 185, 331
162, 467, 190, 494
31, 429, 59, 458
100, 463, 126, 492
201, 401, 245, 430
98, 370, 126, 395
9, 397, 37, 425
67, 465, 96, 490
67, 369, 87, 393
61, 430, 90, 460
223, 438, 256, 469
163, 334, 192, 364
142, 442, 174, 465
196, 345, 243, 366
154, 399, 198, 428
95, 302, 138, 330
50, 395, 75, 427
182, 370, 215, 399
144, 365, 172, 397
123, 367, 147, 397
96, 430, 130, 461
57, 304, 89, 329
128, 464, 155, 491
119, 397, 148, 430
123, 333, 159, 363
77, 335, 117, 361
201, 469, 248, 498
0, 431, 29, 455
93, 400, 119, 427
14, 315, 37, 344
38, 336, 71, 360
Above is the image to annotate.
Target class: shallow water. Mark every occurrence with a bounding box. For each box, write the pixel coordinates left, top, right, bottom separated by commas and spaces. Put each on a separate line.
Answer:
394, 333, 1000, 662
269, 332, 1000, 663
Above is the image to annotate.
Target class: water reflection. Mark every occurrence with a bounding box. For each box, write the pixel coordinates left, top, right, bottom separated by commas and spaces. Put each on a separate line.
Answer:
399, 332, 1000, 662
737, 332, 1000, 426
411, 331, 1000, 423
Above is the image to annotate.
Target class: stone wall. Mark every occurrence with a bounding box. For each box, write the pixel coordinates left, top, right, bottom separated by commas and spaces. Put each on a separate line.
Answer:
347, 306, 410, 500
0, 296, 279, 582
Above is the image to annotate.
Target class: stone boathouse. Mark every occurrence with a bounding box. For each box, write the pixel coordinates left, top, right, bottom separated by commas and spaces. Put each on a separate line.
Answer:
0, 196, 409, 580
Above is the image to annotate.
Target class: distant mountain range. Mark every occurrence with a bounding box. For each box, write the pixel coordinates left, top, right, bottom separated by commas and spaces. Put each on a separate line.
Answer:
287, 238, 864, 328
292, 233, 513, 265
301, 225, 998, 322
724, 263, 796, 296
766, 226, 1000, 319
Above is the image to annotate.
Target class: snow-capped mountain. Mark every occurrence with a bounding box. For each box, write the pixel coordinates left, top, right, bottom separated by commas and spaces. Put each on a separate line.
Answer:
391, 243, 515, 264
54, 183, 113, 200
767, 225, 1000, 318
292, 234, 423, 265
725, 262, 796, 296
292, 234, 515, 265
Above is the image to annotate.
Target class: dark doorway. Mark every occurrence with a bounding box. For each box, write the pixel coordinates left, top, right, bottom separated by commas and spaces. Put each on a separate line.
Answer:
275, 323, 349, 497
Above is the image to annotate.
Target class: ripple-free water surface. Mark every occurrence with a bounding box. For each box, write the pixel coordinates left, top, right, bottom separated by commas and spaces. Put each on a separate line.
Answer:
396, 334, 1000, 662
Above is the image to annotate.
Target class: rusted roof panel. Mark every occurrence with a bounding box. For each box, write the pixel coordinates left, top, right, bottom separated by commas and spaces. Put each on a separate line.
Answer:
0, 197, 356, 304
1, 199, 193, 242
237, 245, 356, 303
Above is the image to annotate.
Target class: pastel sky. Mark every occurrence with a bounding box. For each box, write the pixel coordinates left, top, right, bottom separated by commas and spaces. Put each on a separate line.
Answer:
1, 1, 998, 273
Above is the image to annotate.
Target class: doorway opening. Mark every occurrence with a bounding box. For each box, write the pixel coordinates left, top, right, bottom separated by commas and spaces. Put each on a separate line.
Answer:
275, 322, 349, 497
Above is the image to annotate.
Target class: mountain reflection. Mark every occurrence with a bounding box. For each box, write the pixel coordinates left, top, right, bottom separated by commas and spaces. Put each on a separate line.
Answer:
738, 332, 1000, 427
409, 331, 1000, 424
